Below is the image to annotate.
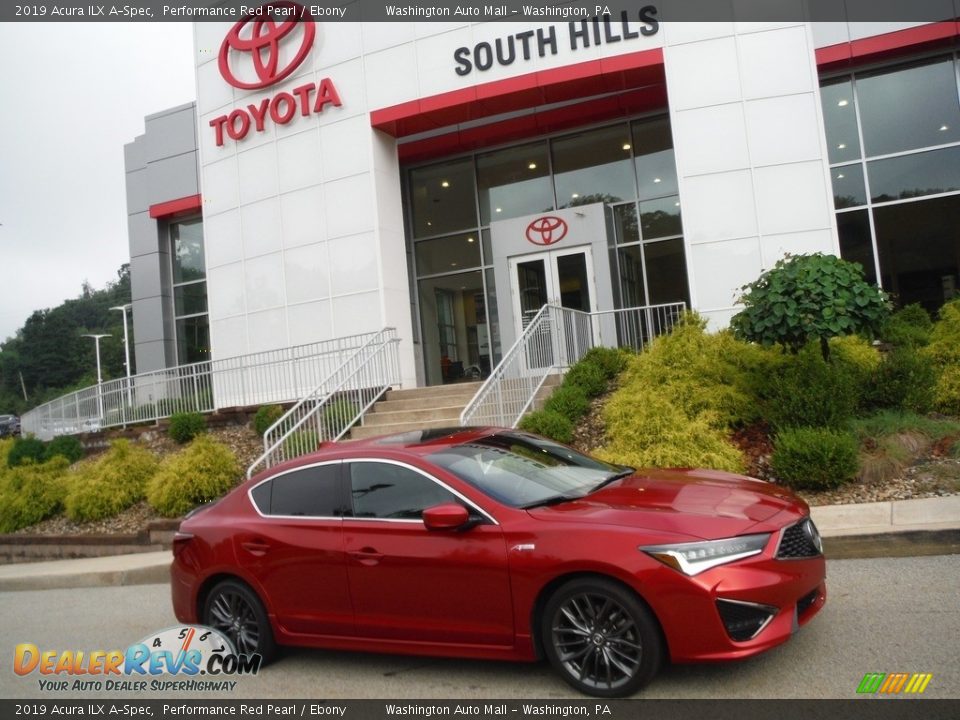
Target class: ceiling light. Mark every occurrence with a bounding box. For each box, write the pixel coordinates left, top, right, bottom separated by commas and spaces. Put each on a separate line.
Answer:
441, 180, 450, 188
571, 193, 579, 199
653, 177, 662, 183
837, 173, 845, 179
528, 162, 537, 170
451, 262, 458, 267
427, 221, 432, 226
838, 143, 846, 149
837, 99, 849, 107
467, 236, 475, 243
495, 207, 502, 213
940, 124, 949, 131
674, 201, 680, 207
622, 143, 631, 151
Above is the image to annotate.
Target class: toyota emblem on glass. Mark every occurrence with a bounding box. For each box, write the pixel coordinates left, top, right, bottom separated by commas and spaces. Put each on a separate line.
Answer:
525, 216, 569, 246
218, 2, 316, 90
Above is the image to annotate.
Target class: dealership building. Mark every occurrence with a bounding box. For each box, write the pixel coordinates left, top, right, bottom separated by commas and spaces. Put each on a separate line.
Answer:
125, 9, 960, 393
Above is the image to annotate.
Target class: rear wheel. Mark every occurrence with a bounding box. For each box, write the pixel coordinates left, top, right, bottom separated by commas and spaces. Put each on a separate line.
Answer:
203, 579, 276, 662
542, 578, 662, 697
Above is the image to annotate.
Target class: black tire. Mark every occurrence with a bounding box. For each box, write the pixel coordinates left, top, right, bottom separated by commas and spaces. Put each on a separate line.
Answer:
203, 579, 277, 663
541, 577, 663, 697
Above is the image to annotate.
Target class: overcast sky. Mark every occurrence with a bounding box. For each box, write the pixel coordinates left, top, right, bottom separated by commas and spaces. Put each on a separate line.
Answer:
0, 22, 196, 343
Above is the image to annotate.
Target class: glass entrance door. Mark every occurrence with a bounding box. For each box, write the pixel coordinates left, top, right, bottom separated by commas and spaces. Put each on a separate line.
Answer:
508, 247, 596, 368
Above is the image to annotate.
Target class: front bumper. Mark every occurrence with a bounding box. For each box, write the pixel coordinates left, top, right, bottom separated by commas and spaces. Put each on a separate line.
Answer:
641, 543, 827, 663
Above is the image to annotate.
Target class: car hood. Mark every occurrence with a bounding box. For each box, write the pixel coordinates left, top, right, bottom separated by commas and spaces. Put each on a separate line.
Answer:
527, 468, 806, 540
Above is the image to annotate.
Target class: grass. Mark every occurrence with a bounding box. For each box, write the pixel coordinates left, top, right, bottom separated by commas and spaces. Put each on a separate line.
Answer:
849, 411, 960, 444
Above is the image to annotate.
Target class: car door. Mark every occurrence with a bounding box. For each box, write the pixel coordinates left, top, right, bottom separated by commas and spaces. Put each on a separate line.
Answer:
235, 460, 354, 637
342, 459, 514, 647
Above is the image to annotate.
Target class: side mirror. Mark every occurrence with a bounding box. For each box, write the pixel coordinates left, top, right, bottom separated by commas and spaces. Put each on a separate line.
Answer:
422, 503, 471, 531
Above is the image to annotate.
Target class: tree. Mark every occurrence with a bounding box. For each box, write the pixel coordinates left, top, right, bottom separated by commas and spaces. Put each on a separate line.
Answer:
730, 253, 890, 361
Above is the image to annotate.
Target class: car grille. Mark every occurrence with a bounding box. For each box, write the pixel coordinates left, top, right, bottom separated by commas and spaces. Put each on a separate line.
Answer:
796, 588, 818, 616
777, 519, 822, 559
716, 599, 777, 642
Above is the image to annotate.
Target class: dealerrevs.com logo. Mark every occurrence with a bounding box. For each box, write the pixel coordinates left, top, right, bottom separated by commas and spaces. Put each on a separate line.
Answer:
14, 626, 260, 693
210, 1, 343, 146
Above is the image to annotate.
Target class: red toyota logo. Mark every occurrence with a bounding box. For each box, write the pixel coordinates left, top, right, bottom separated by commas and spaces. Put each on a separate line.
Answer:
525, 216, 569, 246
218, 2, 316, 90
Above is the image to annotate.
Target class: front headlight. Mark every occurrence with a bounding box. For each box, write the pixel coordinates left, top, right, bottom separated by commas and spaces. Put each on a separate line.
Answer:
640, 533, 772, 576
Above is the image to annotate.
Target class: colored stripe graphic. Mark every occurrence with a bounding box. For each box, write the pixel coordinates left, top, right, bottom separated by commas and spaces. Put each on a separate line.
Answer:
858, 673, 932, 694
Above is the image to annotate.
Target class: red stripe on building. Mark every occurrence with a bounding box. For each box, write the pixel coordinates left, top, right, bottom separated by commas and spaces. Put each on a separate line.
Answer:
149, 194, 203, 219
816, 21, 960, 69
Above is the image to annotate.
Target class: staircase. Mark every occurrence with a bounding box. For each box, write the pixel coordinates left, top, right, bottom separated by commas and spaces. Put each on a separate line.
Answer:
350, 374, 562, 440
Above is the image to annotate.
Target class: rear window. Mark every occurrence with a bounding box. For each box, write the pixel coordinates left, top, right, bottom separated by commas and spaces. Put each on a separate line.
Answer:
251, 463, 342, 517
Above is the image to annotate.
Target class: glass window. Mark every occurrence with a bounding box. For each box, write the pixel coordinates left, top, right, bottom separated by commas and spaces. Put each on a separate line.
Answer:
250, 481, 271, 514
552, 125, 636, 207
171, 219, 206, 283
831, 164, 867, 209
639, 196, 682, 240
349, 462, 458, 519
484, 267, 501, 366
409, 159, 477, 238
175, 316, 210, 364
868, 145, 960, 203
477, 142, 553, 225
856, 57, 960, 157
261, 465, 342, 517
415, 232, 482, 276
820, 78, 861, 164
174, 281, 207, 316
874, 194, 960, 311
617, 245, 646, 307
611, 204, 640, 245
836, 210, 877, 285
644, 238, 690, 306
418, 271, 486, 385
632, 117, 678, 200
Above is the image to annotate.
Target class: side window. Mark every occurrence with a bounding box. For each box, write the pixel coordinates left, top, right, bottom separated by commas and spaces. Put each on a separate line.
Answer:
349, 462, 459, 520
252, 464, 342, 517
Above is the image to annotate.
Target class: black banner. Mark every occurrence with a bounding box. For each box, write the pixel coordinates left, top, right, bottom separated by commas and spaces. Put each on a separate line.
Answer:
2, 0, 960, 23
2, 700, 960, 720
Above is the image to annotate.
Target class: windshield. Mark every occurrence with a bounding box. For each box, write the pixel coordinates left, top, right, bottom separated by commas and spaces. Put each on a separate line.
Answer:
428, 431, 629, 508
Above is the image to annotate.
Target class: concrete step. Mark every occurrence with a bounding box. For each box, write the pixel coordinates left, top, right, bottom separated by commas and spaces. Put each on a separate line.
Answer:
373, 393, 480, 413
385, 382, 482, 401
362, 405, 464, 427
350, 417, 466, 440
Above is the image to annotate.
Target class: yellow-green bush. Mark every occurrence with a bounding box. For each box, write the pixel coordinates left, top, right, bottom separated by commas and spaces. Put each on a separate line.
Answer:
0, 457, 70, 532
926, 300, 960, 414
64, 440, 159, 522
147, 435, 240, 518
0, 438, 14, 469
595, 317, 750, 472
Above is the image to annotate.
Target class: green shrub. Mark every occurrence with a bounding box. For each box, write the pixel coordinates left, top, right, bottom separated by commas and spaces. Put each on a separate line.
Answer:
147, 435, 240, 518
864, 347, 938, 414
253, 405, 285, 436
517, 410, 574, 444
543, 384, 590, 418
64, 440, 159, 522
850, 411, 960, 444
0, 457, 70, 532
564, 362, 607, 398
881, 303, 933, 348
168, 412, 206, 444
926, 300, 960, 414
755, 344, 862, 430
7, 437, 46, 468
770, 427, 859, 490
580, 346, 631, 380
323, 398, 358, 436
44, 436, 85, 464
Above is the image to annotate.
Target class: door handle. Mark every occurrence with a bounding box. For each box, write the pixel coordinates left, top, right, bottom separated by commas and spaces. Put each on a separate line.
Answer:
240, 540, 270, 556
349, 547, 384, 566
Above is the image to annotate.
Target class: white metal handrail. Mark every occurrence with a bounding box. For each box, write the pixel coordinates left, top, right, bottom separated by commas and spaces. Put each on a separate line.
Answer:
20, 331, 385, 441
459, 302, 685, 429
247, 327, 401, 478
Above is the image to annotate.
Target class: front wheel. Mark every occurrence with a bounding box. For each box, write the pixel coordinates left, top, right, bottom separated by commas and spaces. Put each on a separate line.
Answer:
542, 578, 663, 697
203, 579, 277, 662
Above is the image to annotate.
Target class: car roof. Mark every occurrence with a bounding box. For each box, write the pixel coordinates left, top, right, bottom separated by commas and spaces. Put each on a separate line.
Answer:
252, 426, 509, 480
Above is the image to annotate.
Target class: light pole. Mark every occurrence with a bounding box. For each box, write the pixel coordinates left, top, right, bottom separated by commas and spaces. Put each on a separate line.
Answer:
110, 304, 133, 414
82, 333, 110, 425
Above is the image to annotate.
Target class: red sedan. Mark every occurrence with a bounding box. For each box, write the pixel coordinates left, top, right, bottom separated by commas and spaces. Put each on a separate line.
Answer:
170, 427, 826, 697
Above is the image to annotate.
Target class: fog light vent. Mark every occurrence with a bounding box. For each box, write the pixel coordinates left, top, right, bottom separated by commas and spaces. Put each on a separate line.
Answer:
716, 598, 777, 641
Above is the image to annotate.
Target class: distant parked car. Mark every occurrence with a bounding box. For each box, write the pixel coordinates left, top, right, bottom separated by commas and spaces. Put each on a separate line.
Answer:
0, 414, 20, 437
